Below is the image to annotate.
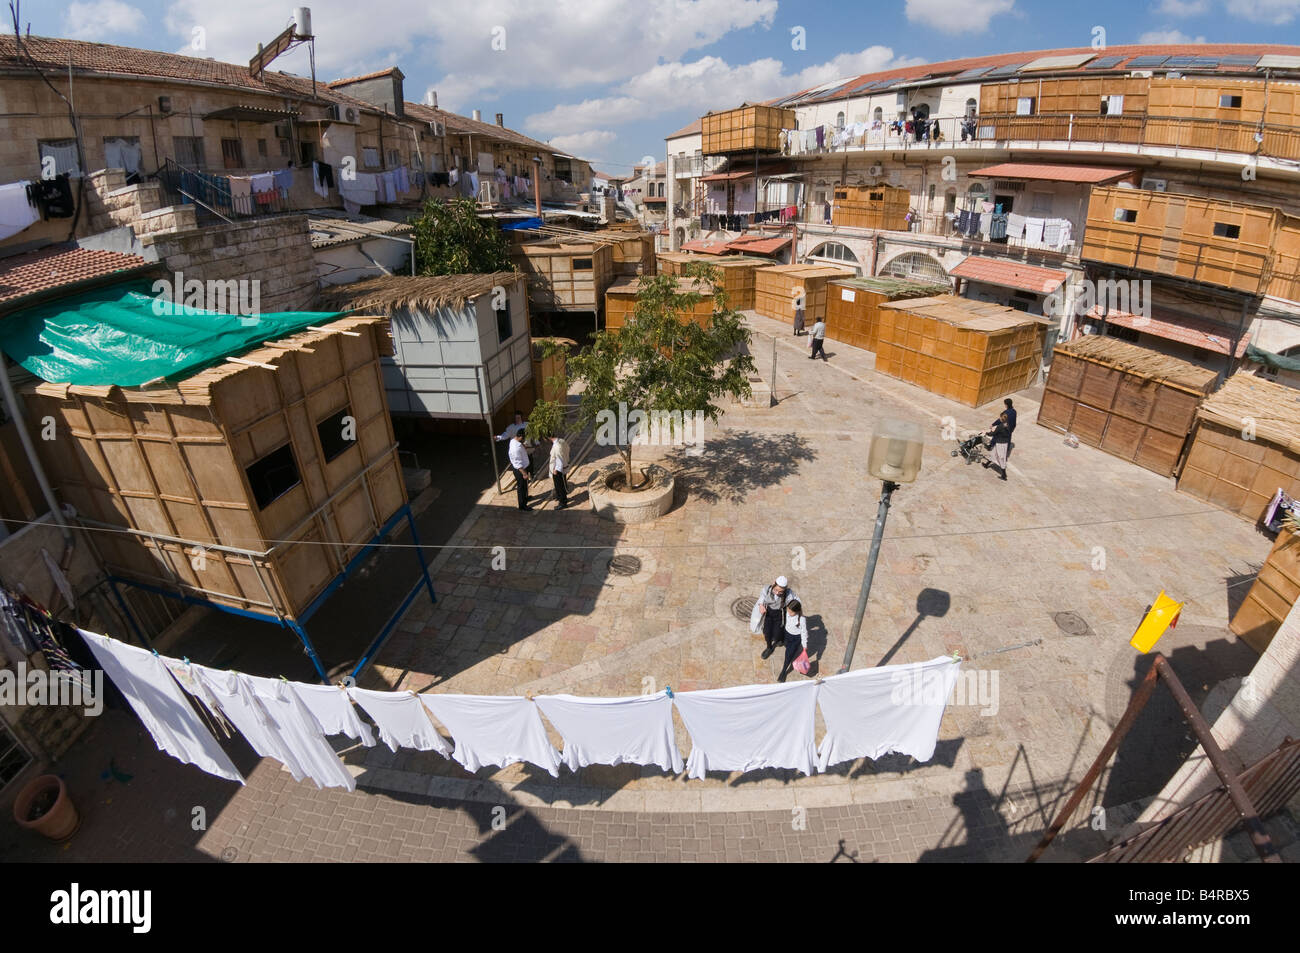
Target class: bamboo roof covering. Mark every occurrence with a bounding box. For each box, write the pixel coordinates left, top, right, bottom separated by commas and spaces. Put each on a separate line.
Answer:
1054, 335, 1219, 392
831, 276, 950, 299
879, 294, 1049, 332
606, 276, 715, 296
1196, 372, 1300, 450
319, 273, 523, 313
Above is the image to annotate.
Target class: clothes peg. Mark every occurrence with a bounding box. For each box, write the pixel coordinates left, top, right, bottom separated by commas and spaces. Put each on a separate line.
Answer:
524, 690, 536, 700
151, 649, 159, 657
664, 686, 674, 699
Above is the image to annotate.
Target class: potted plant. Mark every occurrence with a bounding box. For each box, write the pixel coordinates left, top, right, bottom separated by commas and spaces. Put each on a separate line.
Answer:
13, 773, 80, 841
530, 262, 755, 523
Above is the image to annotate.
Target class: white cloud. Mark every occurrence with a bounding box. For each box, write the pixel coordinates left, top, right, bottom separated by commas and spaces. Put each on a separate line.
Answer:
162, 0, 778, 110
904, 0, 1015, 34
547, 130, 619, 158
1138, 29, 1208, 42
61, 0, 145, 39
1234, 0, 1300, 23
525, 46, 922, 139
1153, 0, 1210, 15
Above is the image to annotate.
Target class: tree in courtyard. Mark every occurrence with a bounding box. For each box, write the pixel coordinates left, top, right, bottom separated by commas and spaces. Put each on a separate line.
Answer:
528, 261, 755, 488
408, 196, 512, 275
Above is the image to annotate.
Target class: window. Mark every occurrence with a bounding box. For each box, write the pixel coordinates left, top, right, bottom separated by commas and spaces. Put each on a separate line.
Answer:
387, 148, 400, 167
945, 189, 957, 214
299, 141, 317, 165
245, 444, 301, 509
836, 111, 846, 129
38, 139, 81, 176
809, 242, 859, 263
1220, 94, 1243, 108
873, 106, 883, 122
173, 136, 205, 169
316, 406, 357, 464
1104, 323, 1140, 343
220, 138, 244, 169
496, 299, 513, 344
965, 98, 977, 117
279, 138, 291, 158
554, 157, 573, 183
1214, 222, 1241, 239
257, 138, 268, 157
362, 147, 381, 168
1114, 208, 1138, 223
573, 257, 593, 270
1016, 97, 1036, 116
882, 252, 948, 282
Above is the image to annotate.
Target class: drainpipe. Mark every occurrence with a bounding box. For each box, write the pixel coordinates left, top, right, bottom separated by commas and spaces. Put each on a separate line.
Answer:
0, 353, 75, 560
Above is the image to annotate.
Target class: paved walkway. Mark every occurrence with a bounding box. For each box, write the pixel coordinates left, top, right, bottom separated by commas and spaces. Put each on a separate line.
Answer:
9, 311, 1285, 862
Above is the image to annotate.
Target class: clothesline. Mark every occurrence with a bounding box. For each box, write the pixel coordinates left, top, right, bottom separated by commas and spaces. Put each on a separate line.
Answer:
81, 628, 961, 790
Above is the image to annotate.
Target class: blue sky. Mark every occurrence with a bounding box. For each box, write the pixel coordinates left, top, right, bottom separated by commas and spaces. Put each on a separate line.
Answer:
13, 0, 1300, 173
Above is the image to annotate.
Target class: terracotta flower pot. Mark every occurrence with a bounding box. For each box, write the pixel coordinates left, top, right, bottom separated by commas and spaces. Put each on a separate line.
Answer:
13, 774, 79, 841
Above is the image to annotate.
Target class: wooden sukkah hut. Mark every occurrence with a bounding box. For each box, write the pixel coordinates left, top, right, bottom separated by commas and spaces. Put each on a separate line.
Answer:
604, 276, 716, 330
1178, 372, 1300, 523
609, 232, 657, 277
824, 276, 948, 352
831, 185, 911, 231
754, 264, 855, 324
1230, 526, 1300, 653
318, 272, 534, 433
656, 253, 767, 311
1037, 336, 1218, 477
510, 240, 615, 315
874, 295, 1049, 407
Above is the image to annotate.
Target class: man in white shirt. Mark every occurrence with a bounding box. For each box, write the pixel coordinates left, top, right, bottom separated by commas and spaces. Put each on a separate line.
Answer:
507, 432, 532, 511
549, 435, 570, 509
809, 320, 827, 361
496, 412, 533, 476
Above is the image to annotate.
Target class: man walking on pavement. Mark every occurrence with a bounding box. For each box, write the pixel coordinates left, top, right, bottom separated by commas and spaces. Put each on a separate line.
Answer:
983, 411, 1012, 481
1003, 398, 1017, 459
750, 575, 799, 658
549, 434, 570, 509
809, 318, 827, 361
508, 430, 533, 510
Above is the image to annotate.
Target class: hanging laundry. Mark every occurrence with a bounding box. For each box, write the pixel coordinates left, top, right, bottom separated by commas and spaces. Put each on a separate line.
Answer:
161, 657, 230, 731
291, 682, 376, 747
1006, 212, 1026, 240
347, 686, 450, 754
815, 657, 960, 770
249, 172, 275, 194
394, 165, 410, 193
816, 126, 825, 149
243, 674, 356, 791
25, 174, 74, 219
672, 681, 819, 780
80, 632, 244, 784
0, 181, 39, 240
191, 665, 314, 779
1042, 220, 1063, 247
272, 168, 293, 197
227, 176, 253, 214
103, 137, 142, 175
1057, 219, 1074, 248
990, 214, 1009, 241
448, 168, 459, 187
979, 211, 993, 236
420, 694, 562, 777
534, 692, 683, 774
1024, 217, 1046, 244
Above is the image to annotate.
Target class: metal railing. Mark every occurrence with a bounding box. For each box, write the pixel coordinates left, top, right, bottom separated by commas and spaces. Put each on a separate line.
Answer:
780, 112, 1300, 163
798, 207, 1082, 258
153, 157, 294, 222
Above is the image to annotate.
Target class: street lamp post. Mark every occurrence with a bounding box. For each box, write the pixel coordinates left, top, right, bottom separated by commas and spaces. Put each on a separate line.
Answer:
838, 418, 925, 674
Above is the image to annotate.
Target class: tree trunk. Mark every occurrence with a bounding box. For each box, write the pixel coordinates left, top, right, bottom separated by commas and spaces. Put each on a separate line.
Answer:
622, 446, 635, 490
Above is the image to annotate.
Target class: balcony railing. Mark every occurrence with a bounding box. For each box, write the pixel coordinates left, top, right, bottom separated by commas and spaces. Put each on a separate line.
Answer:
153, 157, 293, 223
799, 206, 1081, 258
782, 112, 1300, 163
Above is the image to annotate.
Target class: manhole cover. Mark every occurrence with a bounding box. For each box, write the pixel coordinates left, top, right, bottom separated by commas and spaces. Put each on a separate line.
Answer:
1053, 611, 1093, 637
607, 555, 642, 576
732, 596, 756, 621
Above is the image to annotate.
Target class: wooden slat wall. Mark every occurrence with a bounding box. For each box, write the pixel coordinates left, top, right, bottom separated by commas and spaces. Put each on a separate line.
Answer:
659, 254, 763, 311
604, 280, 715, 330
611, 234, 657, 277
754, 265, 854, 323
512, 243, 615, 312
1177, 419, 1300, 523
701, 105, 796, 154
1082, 186, 1277, 294
980, 77, 1151, 115
831, 186, 910, 231
824, 282, 941, 352
1036, 345, 1215, 476
1230, 528, 1300, 653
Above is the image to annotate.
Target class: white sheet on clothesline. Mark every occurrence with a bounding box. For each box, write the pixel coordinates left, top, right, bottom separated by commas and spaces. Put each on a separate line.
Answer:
672, 681, 819, 780
347, 686, 450, 755
535, 691, 683, 774
292, 682, 376, 747
421, 693, 562, 777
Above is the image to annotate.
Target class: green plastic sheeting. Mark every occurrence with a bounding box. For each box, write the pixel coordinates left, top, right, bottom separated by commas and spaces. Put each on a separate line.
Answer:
1246, 343, 1300, 373
0, 282, 343, 387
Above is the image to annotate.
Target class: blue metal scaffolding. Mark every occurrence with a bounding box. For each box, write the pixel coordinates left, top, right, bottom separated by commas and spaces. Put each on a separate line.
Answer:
105, 503, 436, 684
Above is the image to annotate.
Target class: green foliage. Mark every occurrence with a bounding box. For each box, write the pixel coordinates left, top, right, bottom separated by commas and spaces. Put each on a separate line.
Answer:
408, 196, 512, 275
530, 261, 755, 487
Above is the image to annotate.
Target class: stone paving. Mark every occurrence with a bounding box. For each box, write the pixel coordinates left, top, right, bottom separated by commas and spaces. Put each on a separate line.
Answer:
352, 312, 1267, 814
7, 311, 1284, 863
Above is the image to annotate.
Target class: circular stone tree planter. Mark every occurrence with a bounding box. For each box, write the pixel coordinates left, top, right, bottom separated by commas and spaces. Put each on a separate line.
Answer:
587, 462, 675, 523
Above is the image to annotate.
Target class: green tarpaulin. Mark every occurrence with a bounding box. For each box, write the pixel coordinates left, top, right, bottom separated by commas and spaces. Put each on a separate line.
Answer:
0, 282, 342, 387
1246, 343, 1300, 373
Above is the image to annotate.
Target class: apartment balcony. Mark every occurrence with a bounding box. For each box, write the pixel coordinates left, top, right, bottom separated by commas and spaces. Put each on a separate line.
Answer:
781, 112, 1300, 166
800, 207, 1082, 259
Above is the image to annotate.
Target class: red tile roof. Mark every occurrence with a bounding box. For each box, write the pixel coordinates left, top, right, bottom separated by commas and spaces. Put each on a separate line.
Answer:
680, 239, 733, 255
1086, 306, 1250, 357
727, 235, 790, 255
666, 119, 703, 140
768, 43, 1300, 106
969, 163, 1138, 184
950, 256, 1068, 294
328, 67, 403, 87
0, 246, 154, 309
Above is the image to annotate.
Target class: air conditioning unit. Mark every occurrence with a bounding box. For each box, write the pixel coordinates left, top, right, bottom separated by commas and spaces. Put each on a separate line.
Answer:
478, 180, 501, 205
1142, 178, 1168, 192
428, 120, 445, 137
328, 104, 360, 124
867, 164, 884, 177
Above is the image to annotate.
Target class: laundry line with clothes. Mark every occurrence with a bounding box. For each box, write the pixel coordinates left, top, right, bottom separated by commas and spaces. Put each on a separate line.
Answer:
79, 629, 962, 792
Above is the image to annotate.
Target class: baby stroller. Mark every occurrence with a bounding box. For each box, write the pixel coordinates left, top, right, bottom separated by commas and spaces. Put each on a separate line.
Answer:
951, 431, 988, 466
